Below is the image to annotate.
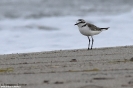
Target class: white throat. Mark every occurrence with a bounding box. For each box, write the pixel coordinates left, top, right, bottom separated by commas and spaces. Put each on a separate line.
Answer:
77, 23, 86, 28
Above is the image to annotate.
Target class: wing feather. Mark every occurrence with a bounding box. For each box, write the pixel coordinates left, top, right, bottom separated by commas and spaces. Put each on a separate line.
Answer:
87, 23, 101, 31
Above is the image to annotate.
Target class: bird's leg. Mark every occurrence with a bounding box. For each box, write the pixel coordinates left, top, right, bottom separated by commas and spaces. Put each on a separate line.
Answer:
91, 36, 94, 49
87, 36, 90, 50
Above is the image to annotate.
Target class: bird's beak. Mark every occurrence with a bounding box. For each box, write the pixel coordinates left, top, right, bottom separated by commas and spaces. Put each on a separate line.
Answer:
74, 23, 79, 25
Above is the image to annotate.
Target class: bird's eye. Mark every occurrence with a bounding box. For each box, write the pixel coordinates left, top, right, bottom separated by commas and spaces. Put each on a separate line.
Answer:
80, 21, 85, 23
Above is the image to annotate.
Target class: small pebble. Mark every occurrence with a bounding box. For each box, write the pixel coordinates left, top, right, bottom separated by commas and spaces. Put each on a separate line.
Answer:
43, 80, 49, 84
128, 80, 133, 84
130, 57, 133, 61
70, 59, 77, 62
54, 81, 64, 84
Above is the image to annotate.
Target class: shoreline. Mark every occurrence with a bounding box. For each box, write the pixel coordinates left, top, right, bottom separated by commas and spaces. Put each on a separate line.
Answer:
1, 45, 132, 55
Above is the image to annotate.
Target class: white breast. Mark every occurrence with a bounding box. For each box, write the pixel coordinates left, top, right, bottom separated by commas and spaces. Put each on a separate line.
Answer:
79, 26, 101, 36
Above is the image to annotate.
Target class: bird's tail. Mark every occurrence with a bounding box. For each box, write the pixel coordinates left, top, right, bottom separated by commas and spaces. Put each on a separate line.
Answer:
100, 27, 110, 30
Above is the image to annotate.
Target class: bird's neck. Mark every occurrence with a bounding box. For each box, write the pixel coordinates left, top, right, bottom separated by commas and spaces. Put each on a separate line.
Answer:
77, 23, 86, 28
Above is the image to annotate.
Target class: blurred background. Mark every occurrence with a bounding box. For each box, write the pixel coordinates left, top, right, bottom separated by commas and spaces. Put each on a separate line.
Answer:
0, 0, 133, 54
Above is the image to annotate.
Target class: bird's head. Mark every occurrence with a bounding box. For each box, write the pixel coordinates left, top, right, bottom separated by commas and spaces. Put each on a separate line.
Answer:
75, 19, 86, 27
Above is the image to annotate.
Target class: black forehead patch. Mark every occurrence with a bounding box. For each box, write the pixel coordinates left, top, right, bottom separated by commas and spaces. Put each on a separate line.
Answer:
78, 19, 85, 22
78, 19, 85, 23
78, 19, 83, 21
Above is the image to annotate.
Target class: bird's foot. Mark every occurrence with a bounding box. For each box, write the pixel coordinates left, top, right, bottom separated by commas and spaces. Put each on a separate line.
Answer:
88, 48, 93, 50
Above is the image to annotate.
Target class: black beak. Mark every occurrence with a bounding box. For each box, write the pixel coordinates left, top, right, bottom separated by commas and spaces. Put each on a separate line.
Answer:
75, 23, 79, 25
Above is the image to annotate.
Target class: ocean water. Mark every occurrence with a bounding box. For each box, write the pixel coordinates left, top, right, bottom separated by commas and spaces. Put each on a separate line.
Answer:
0, 0, 133, 54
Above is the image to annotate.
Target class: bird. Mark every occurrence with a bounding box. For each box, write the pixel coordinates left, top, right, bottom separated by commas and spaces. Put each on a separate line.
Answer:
75, 19, 109, 50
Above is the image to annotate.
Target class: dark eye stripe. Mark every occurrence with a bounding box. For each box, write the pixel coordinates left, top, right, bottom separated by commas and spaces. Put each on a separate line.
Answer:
79, 21, 85, 23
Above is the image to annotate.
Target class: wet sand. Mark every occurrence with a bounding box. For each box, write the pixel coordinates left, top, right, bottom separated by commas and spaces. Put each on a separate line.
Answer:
0, 46, 133, 88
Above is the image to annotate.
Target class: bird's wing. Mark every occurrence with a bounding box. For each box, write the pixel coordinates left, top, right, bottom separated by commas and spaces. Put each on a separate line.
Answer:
87, 23, 101, 31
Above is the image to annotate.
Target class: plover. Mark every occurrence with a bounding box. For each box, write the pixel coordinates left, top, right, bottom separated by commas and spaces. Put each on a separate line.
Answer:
75, 19, 109, 50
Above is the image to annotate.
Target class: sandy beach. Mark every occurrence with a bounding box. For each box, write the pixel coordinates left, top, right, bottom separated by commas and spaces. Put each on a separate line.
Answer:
0, 46, 133, 88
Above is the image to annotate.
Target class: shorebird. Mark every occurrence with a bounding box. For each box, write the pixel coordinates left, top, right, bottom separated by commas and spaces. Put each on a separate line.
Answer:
75, 19, 109, 50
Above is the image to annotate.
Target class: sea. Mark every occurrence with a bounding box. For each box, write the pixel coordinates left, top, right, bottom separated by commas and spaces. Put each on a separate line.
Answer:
0, 0, 133, 54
